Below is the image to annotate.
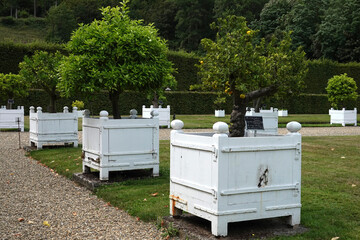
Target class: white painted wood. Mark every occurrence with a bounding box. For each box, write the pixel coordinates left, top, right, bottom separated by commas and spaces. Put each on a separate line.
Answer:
0, 106, 24, 131
29, 106, 78, 149
246, 107, 279, 135
77, 110, 85, 118
329, 108, 357, 126
142, 105, 170, 128
215, 110, 225, 117
82, 110, 160, 181
278, 110, 288, 117
170, 120, 302, 237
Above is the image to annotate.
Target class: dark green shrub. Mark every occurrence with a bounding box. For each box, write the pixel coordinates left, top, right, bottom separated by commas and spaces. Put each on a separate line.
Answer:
19, 10, 30, 18
1, 16, 15, 25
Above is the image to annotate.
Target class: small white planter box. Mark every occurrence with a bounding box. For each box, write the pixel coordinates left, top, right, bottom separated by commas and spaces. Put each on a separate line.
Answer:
215, 110, 225, 117
82, 110, 160, 181
142, 105, 170, 128
329, 108, 357, 126
29, 106, 78, 149
0, 106, 24, 131
170, 120, 302, 236
246, 107, 279, 134
278, 110, 288, 117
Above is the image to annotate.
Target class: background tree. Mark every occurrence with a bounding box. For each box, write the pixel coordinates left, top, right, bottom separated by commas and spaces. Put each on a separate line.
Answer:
18, 50, 63, 113
326, 73, 358, 109
45, 3, 77, 43
213, 0, 268, 23
58, 0, 175, 119
174, 0, 215, 51
198, 15, 307, 137
0, 73, 29, 108
314, 0, 360, 62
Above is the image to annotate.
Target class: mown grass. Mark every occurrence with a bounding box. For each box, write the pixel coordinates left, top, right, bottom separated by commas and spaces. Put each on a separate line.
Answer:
29, 136, 360, 239
0, 24, 45, 43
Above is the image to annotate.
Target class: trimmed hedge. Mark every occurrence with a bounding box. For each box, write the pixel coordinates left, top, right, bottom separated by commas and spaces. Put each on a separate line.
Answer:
6, 90, 360, 115
0, 41, 65, 74
304, 59, 360, 94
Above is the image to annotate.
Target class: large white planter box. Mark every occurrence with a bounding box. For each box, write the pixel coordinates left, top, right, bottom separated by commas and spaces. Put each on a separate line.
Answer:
142, 105, 170, 128
215, 110, 225, 117
0, 106, 24, 131
170, 120, 302, 236
29, 106, 78, 149
329, 108, 357, 126
278, 110, 288, 117
246, 107, 278, 135
82, 110, 160, 181
77, 110, 86, 118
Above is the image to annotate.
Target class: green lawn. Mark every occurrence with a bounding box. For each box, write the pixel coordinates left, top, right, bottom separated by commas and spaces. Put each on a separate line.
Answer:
0, 18, 46, 43
29, 135, 360, 239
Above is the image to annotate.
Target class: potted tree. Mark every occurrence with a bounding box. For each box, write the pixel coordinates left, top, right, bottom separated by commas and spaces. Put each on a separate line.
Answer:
169, 16, 307, 236
326, 73, 358, 126
72, 100, 85, 118
214, 94, 226, 117
58, 0, 175, 180
0, 73, 29, 131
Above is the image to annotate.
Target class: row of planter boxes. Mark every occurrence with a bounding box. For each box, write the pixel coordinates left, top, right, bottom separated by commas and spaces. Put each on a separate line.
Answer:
215, 109, 288, 117
0, 106, 24, 131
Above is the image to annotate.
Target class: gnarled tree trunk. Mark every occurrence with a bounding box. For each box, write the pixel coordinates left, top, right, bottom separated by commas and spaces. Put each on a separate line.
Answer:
109, 90, 121, 119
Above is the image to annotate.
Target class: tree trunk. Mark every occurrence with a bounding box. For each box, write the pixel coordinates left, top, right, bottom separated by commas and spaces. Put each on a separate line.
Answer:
229, 91, 248, 137
49, 94, 57, 113
109, 91, 121, 119
253, 97, 262, 112
152, 92, 159, 108
34, 0, 37, 17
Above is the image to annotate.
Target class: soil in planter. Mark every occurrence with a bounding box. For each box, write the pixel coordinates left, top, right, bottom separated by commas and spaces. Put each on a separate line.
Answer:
163, 214, 308, 239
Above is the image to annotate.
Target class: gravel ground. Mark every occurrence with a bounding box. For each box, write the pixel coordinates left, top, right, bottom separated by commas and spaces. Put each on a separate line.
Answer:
0, 127, 359, 239
0, 132, 162, 240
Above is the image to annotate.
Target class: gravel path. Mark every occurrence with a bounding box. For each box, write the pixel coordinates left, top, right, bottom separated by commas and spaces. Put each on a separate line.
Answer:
1, 127, 359, 239
0, 132, 162, 240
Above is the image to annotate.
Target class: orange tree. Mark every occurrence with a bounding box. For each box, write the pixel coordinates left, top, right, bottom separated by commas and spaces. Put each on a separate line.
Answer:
198, 15, 308, 137
58, 0, 175, 118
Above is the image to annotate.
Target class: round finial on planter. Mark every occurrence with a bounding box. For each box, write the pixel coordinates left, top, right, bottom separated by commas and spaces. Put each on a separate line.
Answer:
171, 120, 184, 130
150, 109, 159, 118
213, 122, 229, 134
100, 110, 109, 119
286, 121, 301, 133
36, 107, 42, 113
73, 106, 78, 111
130, 109, 138, 116
30, 106, 35, 112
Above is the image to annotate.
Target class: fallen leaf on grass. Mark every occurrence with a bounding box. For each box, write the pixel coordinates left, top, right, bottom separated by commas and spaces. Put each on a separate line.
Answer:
72, 212, 77, 216
164, 205, 168, 208
65, 169, 69, 172
331, 237, 339, 240
28, 220, 34, 224
341, 156, 346, 159
151, 192, 158, 197
43, 221, 50, 227
331, 148, 335, 151
136, 217, 140, 221
352, 184, 356, 187
143, 198, 147, 201
18, 218, 24, 222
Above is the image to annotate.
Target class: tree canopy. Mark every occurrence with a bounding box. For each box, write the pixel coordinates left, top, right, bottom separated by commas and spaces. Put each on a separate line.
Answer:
326, 73, 358, 109
0, 73, 29, 106
198, 15, 307, 137
58, 0, 175, 118
18, 50, 63, 113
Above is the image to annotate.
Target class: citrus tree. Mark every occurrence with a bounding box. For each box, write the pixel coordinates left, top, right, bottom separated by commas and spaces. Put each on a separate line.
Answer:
19, 51, 64, 113
0, 73, 30, 107
58, 0, 175, 119
198, 15, 308, 137
326, 73, 358, 109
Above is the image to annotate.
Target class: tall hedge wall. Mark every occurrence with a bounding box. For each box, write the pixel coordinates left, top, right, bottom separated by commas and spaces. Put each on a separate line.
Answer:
6, 89, 359, 115
0, 41, 65, 74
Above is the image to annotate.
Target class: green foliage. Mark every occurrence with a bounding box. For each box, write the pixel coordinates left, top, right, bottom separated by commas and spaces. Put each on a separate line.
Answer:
174, 0, 215, 51
0, 41, 65, 74
71, 100, 84, 110
0, 73, 29, 103
326, 73, 358, 109
315, 0, 360, 62
1, 16, 15, 25
59, 0, 175, 118
46, 4, 77, 43
19, 50, 64, 112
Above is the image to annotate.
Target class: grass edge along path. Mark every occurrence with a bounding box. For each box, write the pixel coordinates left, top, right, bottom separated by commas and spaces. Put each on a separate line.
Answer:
29, 136, 360, 239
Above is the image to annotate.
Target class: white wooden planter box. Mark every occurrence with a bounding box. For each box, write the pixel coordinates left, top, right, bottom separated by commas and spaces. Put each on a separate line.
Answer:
170, 120, 302, 236
246, 107, 278, 135
215, 110, 225, 117
77, 110, 86, 118
82, 110, 160, 181
278, 110, 288, 117
142, 105, 170, 128
0, 106, 24, 131
329, 108, 357, 126
29, 106, 78, 149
